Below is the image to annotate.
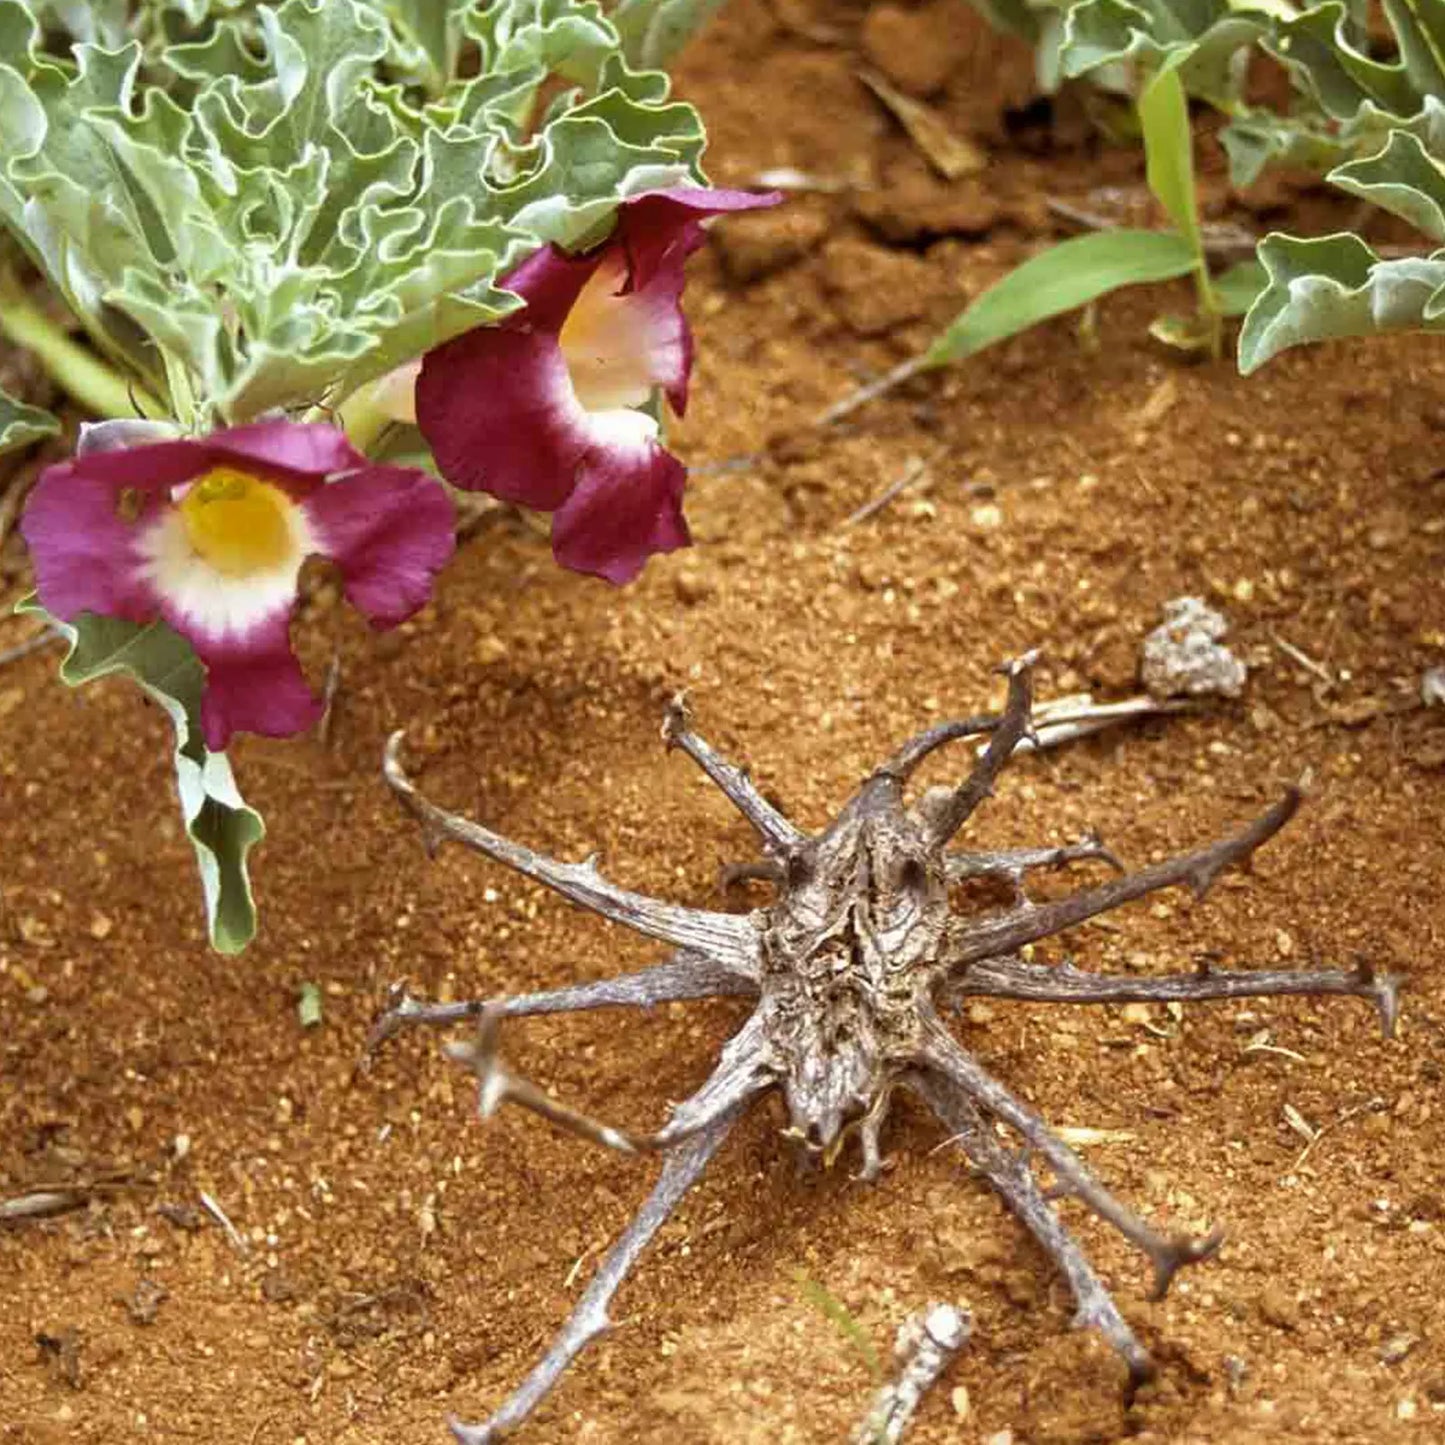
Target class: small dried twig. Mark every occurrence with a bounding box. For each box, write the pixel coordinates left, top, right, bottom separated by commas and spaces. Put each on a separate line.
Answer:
853, 1303, 972, 1445
1012, 693, 1194, 754
817, 356, 932, 428
857, 69, 985, 180
0, 1168, 153, 1225
376, 656, 1400, 1442
686, 452, 765, 478
1243, 1031, 1309, 1065
1047, 197, 1260, 261
1271, 633, 1335, 688
842, 458, 929, 527
200, 1190, 249, 1254
1047, 195, 1425, 263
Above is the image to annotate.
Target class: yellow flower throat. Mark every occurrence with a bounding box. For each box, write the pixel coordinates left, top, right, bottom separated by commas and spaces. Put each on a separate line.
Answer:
179, 467, 295, 577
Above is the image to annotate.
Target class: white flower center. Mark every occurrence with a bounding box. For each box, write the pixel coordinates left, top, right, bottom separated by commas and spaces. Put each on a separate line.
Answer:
559, 255, 659, 413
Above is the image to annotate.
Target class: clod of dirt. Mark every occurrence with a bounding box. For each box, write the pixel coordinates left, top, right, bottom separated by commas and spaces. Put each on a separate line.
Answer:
118, 1278, 167, 1326
819, 234, 938, 335
713, 198, 835, 283
861, 0, 972, 96
1256, 1283, 1301, 1332
1141, 597, 1248, 700
854, 164, 1001, 244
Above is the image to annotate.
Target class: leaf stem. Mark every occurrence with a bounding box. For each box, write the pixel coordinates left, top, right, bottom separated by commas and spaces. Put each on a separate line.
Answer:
1192, 260, 1224, 359
0, 266, 164, 421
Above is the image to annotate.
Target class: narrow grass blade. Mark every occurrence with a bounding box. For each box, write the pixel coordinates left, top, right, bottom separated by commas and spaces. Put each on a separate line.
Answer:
924, 229, 1197, 366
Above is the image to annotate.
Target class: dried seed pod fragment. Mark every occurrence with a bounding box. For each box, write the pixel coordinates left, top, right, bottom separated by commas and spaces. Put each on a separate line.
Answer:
378, 656, 1399, 1442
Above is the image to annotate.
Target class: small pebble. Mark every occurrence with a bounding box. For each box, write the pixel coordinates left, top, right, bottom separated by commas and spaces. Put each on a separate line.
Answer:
1380, 1333, 1418, 1366
1257, 1283, 1300, 1331
672, 569, 714, 606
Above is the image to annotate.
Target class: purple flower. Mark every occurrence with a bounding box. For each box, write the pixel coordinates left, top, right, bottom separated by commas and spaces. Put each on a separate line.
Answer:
21, 419, 455, 750
414, 186, 781, 584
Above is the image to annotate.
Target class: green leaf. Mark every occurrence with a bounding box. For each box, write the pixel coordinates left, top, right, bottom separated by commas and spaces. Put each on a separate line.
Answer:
1267, 0, 1423, 121
1219, 107, 1351, 188
1238, 230, 1445, 372
1060, 0, 1264, 106
0, 387, 59, 453
1140, 65, 1201, 255
610, 0, 727, 67
16, 597, 266, 954
924, 229, 1197, 367
1213, 257, 1267, 316
1329, 127, 1445, 240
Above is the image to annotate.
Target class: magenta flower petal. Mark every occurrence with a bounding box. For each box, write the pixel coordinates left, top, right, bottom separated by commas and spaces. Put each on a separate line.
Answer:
617, 186, 784, 290
496, 241, 600, 324
203, 418, 363, 482
550, 427, 690, 584
418, 325, 598, 510
189, 609, 325, 751
302, 464, 457, 626
614, 189, 779, 415
20, 470, 162, 623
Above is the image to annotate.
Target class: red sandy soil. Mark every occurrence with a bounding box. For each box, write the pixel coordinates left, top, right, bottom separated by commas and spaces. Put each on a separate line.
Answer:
1, 3, 1442, 1442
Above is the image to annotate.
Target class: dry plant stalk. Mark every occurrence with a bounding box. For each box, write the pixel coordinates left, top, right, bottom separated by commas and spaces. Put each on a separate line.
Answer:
376, 654, 1400, 1443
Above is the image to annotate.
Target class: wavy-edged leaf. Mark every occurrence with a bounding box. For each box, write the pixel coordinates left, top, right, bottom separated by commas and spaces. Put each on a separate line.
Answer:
611, 0, 727, 67
1219, 106, 1352, 187
1238, 230, 1445, 372
924, 228, 1197, 366
0, 388, 59, 453
1268, 0, 1425, 121
1060, 0, 1263, 105
15, 597, 266, 954
1329, 127, 1445, 240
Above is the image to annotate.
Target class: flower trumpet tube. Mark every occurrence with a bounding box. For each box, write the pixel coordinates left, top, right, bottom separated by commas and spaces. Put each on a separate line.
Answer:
415, 186, 781, 584
21, 419, 455, 750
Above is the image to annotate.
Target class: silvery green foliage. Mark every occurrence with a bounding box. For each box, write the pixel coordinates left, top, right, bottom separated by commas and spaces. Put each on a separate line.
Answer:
1045, 0, 1445, 185
1239, 129, 1445, 368
0, 0, 705, 426
0, 386, 58, 453
610, 0, 727, 67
